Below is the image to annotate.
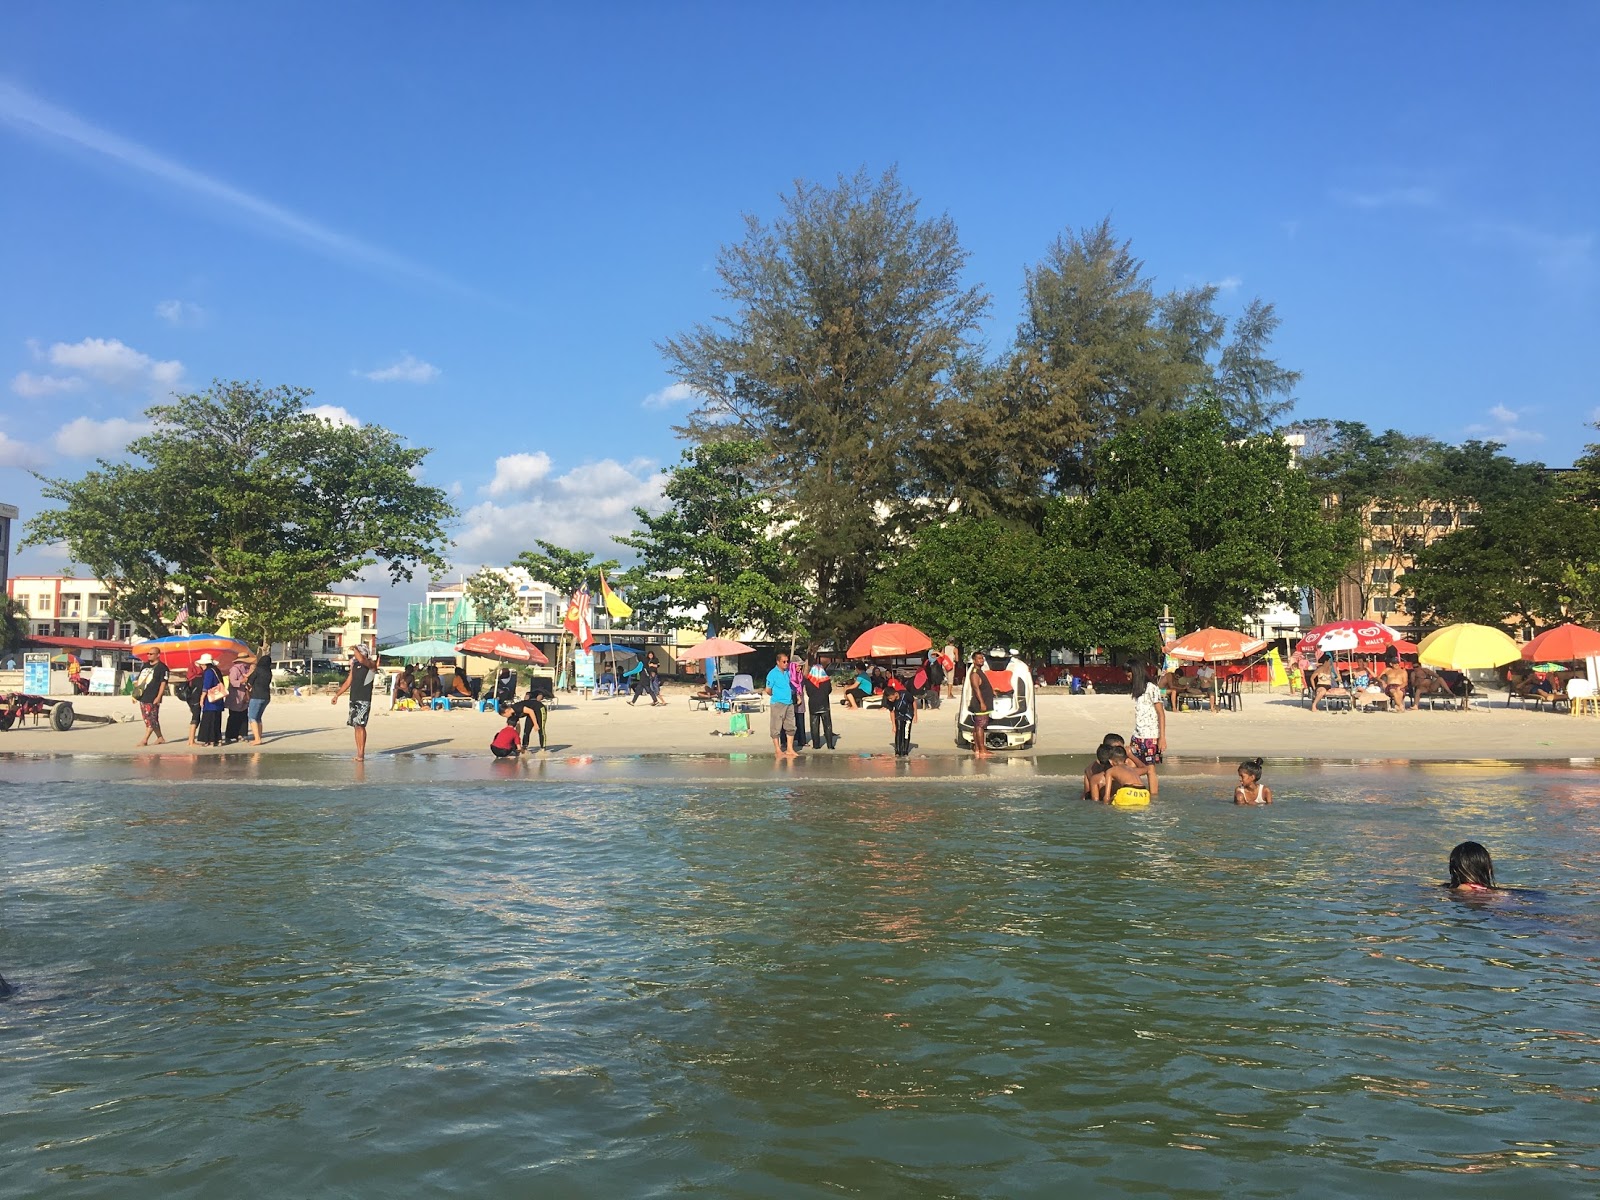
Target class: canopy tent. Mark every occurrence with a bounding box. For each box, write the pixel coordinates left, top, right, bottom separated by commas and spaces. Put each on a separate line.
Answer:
380, 639, 461, 660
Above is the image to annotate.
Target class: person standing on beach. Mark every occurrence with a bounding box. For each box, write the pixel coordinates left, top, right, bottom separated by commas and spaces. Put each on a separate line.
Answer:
224, 652, 252, 744
942, 641, 958, 701
787, 651, 808, 750
196, 653, 226, 747
330, 644, 377, 761
804, 653, 835, 750
968, 652, 994, 759
134, 650, 168, 746
247, 645, 273, 745
644, 648, 663, 706
766, 651, 798, 759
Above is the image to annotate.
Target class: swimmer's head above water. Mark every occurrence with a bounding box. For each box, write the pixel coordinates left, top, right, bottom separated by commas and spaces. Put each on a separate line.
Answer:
1448, 841, 1495, 890
1238, 757, 1264, 785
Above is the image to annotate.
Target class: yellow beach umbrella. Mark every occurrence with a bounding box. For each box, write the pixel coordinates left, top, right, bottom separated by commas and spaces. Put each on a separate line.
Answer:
1417, 623, 1520, 670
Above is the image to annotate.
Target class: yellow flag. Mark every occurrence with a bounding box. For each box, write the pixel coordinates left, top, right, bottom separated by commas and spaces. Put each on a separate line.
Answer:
1267, 647, 1289, 687
216, 619, 234, 638
599, 572, 632, 620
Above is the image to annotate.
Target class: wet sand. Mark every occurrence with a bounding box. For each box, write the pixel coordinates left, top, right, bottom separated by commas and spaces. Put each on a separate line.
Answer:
2, 684, 1595, 766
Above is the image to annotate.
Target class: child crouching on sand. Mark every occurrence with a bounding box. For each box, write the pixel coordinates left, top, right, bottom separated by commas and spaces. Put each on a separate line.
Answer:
490, 715, 522, 759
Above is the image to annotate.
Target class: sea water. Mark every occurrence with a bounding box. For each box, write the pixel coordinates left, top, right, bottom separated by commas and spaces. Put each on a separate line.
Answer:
2, 756, 1597, 1197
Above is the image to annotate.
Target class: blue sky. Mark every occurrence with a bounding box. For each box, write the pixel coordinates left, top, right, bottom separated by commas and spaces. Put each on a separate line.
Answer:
2, 3, 1596, 632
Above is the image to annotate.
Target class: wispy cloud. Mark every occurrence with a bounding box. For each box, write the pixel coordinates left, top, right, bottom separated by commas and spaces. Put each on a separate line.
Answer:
642, 382, 701, 409
0, 430, 48, 469
0, 79, 473, 296
46, 336, 182, 395
1464, 221, 1593, 278
361, 353, 439, 384
11, 370, 85, 398
1332, 186, 1440, 210
155, 298, 206, 327
1211, 275, 1242, 293
51, 415, 152, 457
1464, 403, 1544, 444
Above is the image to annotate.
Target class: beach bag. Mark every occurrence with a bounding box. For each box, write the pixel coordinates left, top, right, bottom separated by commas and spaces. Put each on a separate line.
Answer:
204, 679, 229, 704
729, 711, 749, 734
173, 679, 195, 703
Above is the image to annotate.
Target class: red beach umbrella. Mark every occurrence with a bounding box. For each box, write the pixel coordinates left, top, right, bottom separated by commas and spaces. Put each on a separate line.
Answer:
1520, 623, 1600, 663
1164, 627, 1269, 663
455, 629, 550, 665
846, 623, 932, 658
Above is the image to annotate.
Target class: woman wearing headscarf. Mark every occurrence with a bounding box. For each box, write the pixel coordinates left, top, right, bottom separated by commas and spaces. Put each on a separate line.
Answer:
224, 652, 253, 744
196, 653, 226, 747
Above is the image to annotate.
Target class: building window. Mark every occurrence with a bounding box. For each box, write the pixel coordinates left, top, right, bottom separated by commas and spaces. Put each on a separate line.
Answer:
1371, 569, 1394, 584
1430, 510, 1454, 526
1458, 511, 1480, 526
1369, 511, 1394, 526
36, 595, 51, 612
1398, 511, 1424, 525
322, 634, 343, 653
1373, 598, 1397, 613
361, 608, 376, 630
1369, 539, 1394, 554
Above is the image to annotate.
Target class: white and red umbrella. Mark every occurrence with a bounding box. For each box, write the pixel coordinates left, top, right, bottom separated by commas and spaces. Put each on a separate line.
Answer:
1294, 621, 1405, 659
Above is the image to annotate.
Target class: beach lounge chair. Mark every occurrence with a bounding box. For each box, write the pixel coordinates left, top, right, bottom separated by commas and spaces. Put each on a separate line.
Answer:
728, 673, 766, 713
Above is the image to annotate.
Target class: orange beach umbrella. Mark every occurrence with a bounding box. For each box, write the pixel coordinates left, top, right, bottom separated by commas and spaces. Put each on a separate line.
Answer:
846, 623, 932, 658
1164, 627, 1270, 663
1520, 623, 1600, 663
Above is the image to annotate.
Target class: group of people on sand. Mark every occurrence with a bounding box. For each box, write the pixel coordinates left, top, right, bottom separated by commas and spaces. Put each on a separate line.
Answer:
132, 645, 274, 749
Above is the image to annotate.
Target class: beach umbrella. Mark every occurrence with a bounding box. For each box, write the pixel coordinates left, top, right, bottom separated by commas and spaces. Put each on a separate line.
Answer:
380, 639, 460, 660
678, 636, 756, 661
1294, 620, 1405, 658
130, 633, 252, 671
1164, 627, 1269, 662
455, 629, 550, 665
1417, 623, 1521, 670
846, 623, 932, 658
1520, 623, 1600, 663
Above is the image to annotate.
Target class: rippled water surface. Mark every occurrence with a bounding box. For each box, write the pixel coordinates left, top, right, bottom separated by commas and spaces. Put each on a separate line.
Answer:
3, 758, 1598, 1197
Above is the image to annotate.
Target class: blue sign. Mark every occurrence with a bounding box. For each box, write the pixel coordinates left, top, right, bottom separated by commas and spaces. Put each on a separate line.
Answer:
23, 651, 50, 695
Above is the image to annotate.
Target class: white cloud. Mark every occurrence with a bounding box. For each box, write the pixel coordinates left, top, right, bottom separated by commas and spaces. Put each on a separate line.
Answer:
456, 455, 665, 566
1465, 221, 1593, 278
46, 337, 182, 393
642, 382, 700, 409
305, 404, 360, 428
1464, 404, 1544, 444
11, 370, 85, 398
155, 299, 206, 326
1212, 275, 1242, 293
1333, 186, 1440, 210
361, 353, 439, 384
486, 451, 553, 497
0, 430, 48, 469
51, 415, 152, 457
0, 80, 473, 297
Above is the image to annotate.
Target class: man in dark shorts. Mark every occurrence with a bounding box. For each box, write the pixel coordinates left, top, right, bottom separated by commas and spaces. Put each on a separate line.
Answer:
134, 650, 169, 746
330, 644, 377, 761
968, 652, 995, 759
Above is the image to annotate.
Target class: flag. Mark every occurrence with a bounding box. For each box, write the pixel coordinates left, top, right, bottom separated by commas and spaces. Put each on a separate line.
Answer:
174, 605, 189, 627
563, 583, 594, 650
599, 571, 632, 621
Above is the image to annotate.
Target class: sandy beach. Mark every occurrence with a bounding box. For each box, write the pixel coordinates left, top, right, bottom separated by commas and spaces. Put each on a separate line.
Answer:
3, 682, 1596, 765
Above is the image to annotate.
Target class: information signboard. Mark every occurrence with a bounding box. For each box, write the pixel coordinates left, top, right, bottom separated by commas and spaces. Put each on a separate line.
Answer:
23, 651, 49, 695
575, 649, 596, 692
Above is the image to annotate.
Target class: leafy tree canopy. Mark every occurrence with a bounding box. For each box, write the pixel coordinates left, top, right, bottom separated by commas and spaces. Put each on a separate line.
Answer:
509, 540, 619, 598
617, 440, 805, 640
662, 166, 989, 643
24, 380, 454, 645
463, 567, 519, 629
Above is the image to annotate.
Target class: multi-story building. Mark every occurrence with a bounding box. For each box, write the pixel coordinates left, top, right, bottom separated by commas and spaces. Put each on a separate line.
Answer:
1314, 500, 1481, 634
0, 502, 18, 597
5, 574, 376, 659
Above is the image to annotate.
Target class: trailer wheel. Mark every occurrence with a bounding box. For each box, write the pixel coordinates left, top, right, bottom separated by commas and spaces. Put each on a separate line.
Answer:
51, 703, 75, 732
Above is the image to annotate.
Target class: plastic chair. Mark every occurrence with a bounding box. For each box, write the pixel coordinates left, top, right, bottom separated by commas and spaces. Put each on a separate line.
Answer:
1567, 678, 1599, 717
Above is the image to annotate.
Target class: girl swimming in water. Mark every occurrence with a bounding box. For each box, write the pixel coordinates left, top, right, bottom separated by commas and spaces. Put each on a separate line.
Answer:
1447, 841, 1496, 892
1234, 758, 1272, 805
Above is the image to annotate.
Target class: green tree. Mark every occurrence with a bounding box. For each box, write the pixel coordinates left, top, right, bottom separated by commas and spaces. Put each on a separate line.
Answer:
24, 380, 454, 645
661, 166, 989, 643
617, 440, 804, 641
1080, 398, 1341, 640
463, 567, 518, 629
1, 595, 27, 653
1006, 220, 1300, 494
510, 540, 619, 598
866, 515, 1064, 655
